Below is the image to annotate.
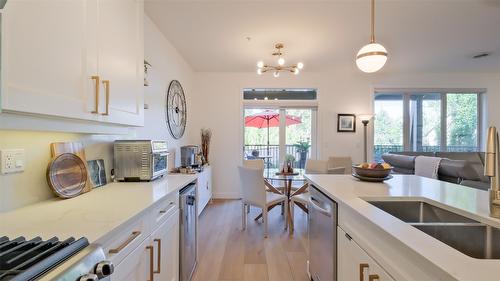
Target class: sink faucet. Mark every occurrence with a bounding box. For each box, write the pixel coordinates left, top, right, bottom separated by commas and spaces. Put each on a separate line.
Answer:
485, 126, 500, 218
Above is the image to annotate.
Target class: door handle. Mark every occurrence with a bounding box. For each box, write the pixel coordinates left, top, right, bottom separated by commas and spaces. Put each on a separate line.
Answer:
309, 197, 331, 217
91, 76, 100, 114
154, 239, 161, 274
101, 80, 110, 116
147, 246, 154, 281
359, 263, 369, 281
108, 231, 141, 254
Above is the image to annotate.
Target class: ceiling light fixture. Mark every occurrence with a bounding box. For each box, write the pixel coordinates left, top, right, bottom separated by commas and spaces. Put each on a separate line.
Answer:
356, 0, 388, 73
257, 43, 303, 77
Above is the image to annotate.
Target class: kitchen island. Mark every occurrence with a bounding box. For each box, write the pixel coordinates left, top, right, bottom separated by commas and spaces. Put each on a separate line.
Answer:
305, 174, 500, 281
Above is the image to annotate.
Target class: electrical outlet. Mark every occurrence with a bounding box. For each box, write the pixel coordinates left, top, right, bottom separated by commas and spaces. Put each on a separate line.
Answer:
1, 149, 25, 174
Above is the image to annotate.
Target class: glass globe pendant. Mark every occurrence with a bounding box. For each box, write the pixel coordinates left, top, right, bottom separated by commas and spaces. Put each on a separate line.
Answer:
356, 0, 388, 73
356, 43, 387, 73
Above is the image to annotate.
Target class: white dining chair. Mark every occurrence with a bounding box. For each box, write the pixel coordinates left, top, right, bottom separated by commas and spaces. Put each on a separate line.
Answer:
243, 159, 265, 169
238, 166, 288, 238
304, 159, 329, 174
328, 156, 353, 175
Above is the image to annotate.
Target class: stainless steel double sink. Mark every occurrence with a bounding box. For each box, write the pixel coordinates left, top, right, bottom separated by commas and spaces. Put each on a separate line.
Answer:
367, 200, 500, 259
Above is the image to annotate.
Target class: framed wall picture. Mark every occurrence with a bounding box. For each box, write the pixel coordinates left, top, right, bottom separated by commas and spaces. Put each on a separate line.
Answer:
337, 114, 356, 132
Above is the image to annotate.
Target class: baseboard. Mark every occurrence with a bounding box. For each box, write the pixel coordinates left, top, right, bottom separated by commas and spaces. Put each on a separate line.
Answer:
212, 192, 241, 199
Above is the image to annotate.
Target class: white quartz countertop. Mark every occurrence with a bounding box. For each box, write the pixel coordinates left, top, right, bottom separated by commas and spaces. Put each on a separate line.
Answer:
0, 174, 197, 243
305, 174, 500, 281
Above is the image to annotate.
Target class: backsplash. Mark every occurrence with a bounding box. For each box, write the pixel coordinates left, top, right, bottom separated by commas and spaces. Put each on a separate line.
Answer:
0, 131, 121, 211
0, 130, 181, 212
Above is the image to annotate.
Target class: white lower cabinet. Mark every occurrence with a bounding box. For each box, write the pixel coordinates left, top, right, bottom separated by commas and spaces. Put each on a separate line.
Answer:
338, 227, 395, 281
111, 207, 180, 281
197, 166, 212, 216
112, 236, 150, 281
150, 210, 180, 281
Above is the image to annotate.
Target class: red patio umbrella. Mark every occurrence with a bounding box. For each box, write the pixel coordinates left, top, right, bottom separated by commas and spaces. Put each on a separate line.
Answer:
244, 110, 302, 160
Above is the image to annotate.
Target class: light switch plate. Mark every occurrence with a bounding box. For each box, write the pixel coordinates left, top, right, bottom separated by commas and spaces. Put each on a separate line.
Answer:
1, 149, 25, 174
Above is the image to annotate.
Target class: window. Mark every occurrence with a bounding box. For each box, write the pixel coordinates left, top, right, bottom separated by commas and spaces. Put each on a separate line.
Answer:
242, 88, 318, 174
374, 94, 404, 157
374, 90, 484, 161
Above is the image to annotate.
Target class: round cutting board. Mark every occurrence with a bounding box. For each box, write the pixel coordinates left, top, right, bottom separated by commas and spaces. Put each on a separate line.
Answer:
47, 153, 88, 199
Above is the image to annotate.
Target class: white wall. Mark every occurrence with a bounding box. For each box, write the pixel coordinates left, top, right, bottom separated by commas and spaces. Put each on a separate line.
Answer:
190, 71, 500, 199
0, 16, 196, 212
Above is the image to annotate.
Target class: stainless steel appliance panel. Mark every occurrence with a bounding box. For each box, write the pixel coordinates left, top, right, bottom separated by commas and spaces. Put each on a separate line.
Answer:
180, 183, 197, 281
114, 140, 168, 181
181, 146, 200, 167
309, 185, 337, 281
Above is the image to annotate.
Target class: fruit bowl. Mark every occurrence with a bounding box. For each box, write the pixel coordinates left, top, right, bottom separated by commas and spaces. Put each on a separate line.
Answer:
352, 164, 393, 179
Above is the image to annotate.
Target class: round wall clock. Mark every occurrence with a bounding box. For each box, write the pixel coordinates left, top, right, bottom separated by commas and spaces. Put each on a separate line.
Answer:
165, 80, 187, 139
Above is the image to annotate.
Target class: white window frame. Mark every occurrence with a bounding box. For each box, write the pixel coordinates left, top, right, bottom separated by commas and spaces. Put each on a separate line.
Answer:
242, 102, 319, 163
374, 88, 486, 153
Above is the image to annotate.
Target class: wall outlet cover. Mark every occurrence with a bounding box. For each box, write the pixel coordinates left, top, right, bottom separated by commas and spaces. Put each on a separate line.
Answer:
1, 149, 25, 174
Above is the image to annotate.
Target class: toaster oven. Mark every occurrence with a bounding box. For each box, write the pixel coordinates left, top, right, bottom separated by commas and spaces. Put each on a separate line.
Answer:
114, 140, 169, 181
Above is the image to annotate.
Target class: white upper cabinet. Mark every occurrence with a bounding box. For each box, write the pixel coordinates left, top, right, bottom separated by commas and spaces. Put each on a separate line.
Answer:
98, 0, 144, 126
1, 0, 99, 121
1, 0, 144, 127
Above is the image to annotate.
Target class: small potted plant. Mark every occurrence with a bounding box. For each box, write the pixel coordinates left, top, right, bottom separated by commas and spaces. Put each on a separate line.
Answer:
294, 140, 311, 169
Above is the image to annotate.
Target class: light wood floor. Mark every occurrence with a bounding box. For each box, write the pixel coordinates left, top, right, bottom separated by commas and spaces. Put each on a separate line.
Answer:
192, 199, 310, 281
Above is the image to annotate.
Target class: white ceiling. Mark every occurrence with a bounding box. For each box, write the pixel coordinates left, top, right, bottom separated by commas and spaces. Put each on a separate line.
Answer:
145, 0, 500, 73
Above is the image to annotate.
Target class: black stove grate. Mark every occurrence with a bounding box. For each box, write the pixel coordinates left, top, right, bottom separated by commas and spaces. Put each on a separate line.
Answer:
0, 236, 89, 281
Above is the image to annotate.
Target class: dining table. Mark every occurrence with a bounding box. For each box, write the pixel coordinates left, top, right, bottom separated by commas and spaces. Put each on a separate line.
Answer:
254, 170, 309, 232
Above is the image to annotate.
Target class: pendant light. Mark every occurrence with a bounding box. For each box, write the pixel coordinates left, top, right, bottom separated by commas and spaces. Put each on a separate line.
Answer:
256, 43, 304, 77
356, 0, 388, 73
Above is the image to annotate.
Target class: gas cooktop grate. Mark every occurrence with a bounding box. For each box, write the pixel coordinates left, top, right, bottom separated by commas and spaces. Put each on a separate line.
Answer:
0, 236, 89, 281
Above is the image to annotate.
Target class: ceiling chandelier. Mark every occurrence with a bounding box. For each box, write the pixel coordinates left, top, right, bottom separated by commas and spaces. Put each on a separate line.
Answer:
356, 0, 388, 73
257, 43, 304, 77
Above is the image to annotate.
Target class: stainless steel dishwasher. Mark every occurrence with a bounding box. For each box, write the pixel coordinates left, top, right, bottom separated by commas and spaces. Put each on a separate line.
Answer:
308, 185, 337, 281
180, 183, 197, 281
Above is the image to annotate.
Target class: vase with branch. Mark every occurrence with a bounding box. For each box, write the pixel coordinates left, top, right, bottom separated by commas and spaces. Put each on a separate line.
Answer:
201, 129, 212, 165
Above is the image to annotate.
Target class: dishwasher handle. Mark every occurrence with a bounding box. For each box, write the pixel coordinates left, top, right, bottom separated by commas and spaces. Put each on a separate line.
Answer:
309, 196, 332, 217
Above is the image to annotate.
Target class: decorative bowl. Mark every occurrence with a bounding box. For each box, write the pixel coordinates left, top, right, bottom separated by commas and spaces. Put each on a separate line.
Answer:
352, 164, 393, 179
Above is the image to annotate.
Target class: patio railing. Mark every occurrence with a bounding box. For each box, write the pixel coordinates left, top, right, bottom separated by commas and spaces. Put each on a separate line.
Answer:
243, 144, 310, 169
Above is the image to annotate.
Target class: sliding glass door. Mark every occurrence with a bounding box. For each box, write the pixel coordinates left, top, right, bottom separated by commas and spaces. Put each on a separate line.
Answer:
243, 107, 316, 172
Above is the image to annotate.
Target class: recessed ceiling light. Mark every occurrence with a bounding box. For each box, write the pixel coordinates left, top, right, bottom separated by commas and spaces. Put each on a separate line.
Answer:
473, 53, 490, 59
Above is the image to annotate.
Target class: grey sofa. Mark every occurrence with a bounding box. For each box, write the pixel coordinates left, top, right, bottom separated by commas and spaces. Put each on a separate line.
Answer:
382, 152, 490, 190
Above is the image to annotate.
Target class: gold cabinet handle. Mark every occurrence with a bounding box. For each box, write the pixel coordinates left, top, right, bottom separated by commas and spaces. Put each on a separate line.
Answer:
154, 239, 161, 274
91, 76, 100, 113
359, 263, 369, 281
147, 245, 154, 281
101, 80, 110, 116
369, 274, 380, 281
109, 231, 141, 254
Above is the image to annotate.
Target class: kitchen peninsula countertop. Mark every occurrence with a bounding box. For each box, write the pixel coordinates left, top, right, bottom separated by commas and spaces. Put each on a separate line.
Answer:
0, 174, 197, 243
305, 174, 500, 281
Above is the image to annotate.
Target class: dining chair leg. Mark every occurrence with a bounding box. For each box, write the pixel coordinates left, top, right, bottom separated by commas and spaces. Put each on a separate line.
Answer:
284, 200, 289, 231
290, 200, 294, 233
242, 202, 247, 230
263, 206, 268, 238
281, 202, 284, 215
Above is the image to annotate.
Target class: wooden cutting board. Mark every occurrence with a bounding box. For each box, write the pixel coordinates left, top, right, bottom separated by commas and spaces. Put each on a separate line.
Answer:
47, 153, 88, 198
50, 142, 92, 193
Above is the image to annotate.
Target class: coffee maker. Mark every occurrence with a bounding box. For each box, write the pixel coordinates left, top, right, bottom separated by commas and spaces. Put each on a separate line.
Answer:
181, 145, 202, 168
